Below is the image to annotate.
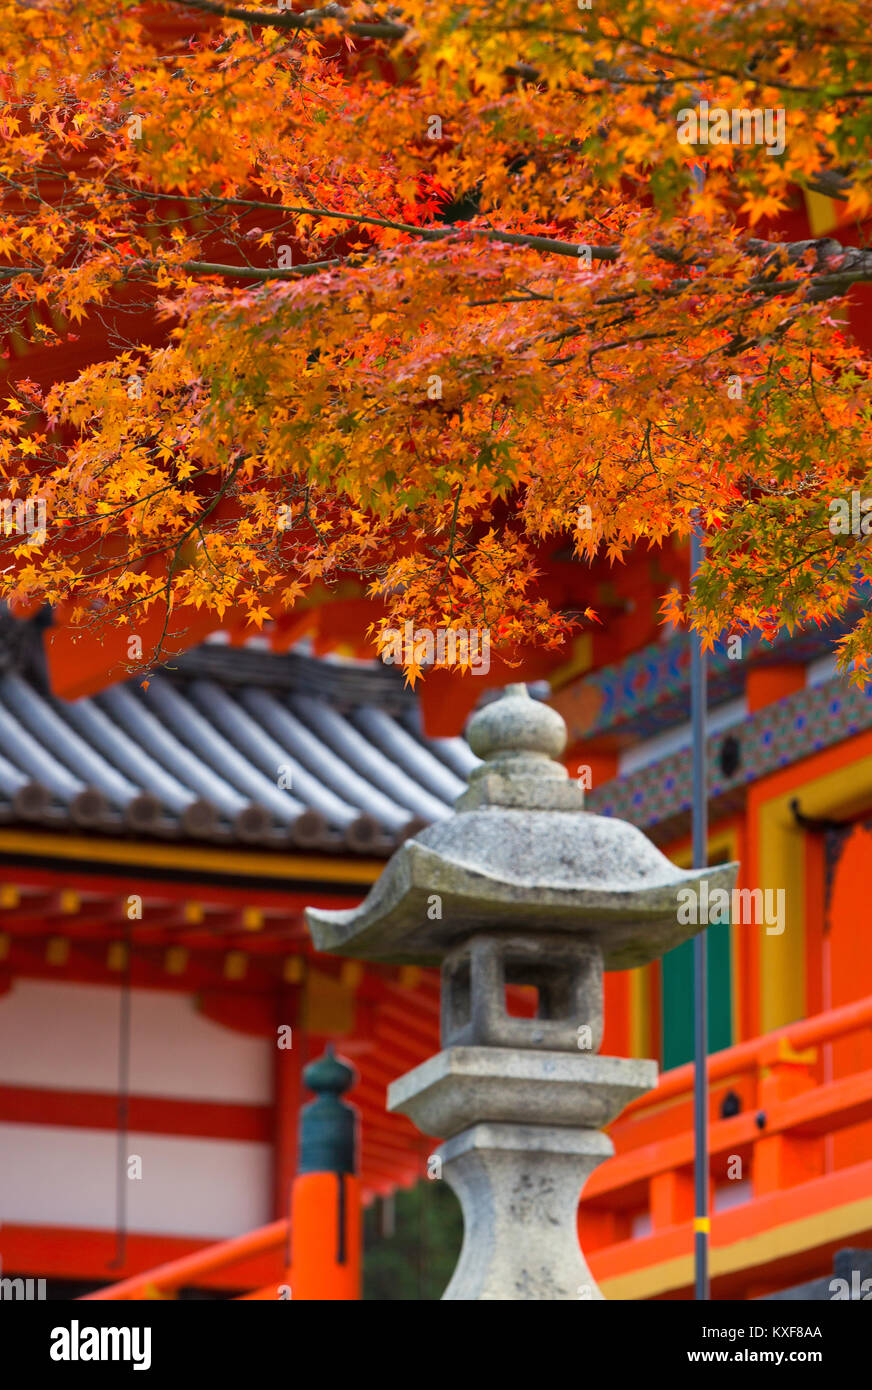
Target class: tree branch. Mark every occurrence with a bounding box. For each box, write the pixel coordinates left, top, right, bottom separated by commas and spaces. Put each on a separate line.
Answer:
171, 0, 407, 39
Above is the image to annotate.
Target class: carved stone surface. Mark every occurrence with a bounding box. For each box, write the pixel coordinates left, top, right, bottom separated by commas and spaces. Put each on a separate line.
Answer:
441, 931, 604, 1052
434, 1123, 613, 1301
305, 803, 738, 967
388, 1046, 656, 1137
388, 1048, 656, 1300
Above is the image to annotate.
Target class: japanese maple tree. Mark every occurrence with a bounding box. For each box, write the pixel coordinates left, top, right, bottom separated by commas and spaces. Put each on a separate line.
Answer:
1, 0, 872, 675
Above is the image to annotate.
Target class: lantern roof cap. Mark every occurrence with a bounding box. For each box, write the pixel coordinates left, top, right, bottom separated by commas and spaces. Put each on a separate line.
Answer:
306, 685, 737, 968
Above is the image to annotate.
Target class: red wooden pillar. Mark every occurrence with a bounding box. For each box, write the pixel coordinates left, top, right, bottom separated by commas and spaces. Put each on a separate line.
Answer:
273, 987, 303, 1222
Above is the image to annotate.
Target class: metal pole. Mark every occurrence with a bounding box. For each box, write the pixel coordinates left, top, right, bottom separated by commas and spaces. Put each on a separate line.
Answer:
690, 523, 710, 1300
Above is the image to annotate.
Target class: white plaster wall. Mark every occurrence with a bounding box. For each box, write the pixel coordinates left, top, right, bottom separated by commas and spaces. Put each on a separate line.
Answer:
0, 979, 272, 1103
0, 1123, 271, 1238
0, 979, 275, 1240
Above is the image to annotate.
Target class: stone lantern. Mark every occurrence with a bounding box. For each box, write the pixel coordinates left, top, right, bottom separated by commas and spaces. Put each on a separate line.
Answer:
306, 685, 737, 1300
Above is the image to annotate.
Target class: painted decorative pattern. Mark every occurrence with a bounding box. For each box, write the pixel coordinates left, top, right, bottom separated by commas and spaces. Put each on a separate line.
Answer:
553, 618, 856, 745
587, 676, 872, 833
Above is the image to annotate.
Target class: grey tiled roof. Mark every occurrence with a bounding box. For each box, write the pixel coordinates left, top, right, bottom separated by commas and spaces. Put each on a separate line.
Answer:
0, 653, 481, 853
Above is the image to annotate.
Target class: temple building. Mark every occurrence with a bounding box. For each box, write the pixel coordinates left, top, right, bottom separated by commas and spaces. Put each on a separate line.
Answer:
1, 113, 871, 1298
0, 579, 870, 1299
0, 616, 463, 1294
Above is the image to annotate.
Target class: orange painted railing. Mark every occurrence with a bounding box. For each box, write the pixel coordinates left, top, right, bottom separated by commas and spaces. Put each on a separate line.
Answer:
81, 1219, 289, 1300
625, 995, 872, 1112
582, 996, 872, 1296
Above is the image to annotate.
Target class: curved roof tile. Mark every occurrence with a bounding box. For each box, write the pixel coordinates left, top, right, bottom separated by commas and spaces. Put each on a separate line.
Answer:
0, 643, 482, 851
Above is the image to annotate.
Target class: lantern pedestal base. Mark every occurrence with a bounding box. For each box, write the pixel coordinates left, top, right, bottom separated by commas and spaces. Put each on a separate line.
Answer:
388, 1047, 657, 1301
439, 1122, 609, 1301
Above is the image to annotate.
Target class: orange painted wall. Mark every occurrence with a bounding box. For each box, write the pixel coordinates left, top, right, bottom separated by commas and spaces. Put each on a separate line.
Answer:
824, 825, 872, 1170
747, 724, 872, 1035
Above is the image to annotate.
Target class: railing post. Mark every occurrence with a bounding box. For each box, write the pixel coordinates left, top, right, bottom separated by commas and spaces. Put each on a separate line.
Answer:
649, 1167, 696, 1230
289, 1045, 362, 1300
753, 1037, 823, 1197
